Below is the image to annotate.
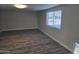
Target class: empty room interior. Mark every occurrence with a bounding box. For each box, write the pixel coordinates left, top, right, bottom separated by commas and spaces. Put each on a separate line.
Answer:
0, 4, 79, 54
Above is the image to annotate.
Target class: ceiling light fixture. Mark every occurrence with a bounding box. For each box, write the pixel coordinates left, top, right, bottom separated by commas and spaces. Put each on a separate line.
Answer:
14, 4, 28, 9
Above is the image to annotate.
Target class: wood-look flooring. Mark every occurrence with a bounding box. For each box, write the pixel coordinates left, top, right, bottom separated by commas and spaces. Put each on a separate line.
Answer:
0, 29, 72, 54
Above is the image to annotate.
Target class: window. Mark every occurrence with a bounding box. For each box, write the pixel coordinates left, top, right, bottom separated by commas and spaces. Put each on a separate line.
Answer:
46, 10, 62, 29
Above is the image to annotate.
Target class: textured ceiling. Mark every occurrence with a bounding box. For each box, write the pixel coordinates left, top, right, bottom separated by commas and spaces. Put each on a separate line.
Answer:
0, 4, 59, 11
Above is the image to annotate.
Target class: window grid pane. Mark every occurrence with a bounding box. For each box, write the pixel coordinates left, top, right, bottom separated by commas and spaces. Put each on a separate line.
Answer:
46, 10, 62, 29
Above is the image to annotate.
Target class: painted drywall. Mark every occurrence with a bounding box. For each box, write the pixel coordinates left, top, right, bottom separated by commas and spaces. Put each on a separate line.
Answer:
38, 5, 79, 53
0, 10, 38, 31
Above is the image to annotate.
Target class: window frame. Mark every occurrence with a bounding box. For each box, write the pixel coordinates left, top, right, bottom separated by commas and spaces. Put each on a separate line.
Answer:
46, 10, 62, 29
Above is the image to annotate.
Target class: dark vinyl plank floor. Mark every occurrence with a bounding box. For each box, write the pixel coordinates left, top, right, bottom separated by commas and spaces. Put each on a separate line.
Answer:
0, 29, 72, 54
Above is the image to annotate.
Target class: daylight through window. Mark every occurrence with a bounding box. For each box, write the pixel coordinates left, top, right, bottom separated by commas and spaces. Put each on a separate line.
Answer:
46, 10, 62, 29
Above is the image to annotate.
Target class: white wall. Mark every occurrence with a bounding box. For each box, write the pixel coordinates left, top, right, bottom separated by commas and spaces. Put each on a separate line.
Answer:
38, 5, 79, 53
0, 10, 38, 31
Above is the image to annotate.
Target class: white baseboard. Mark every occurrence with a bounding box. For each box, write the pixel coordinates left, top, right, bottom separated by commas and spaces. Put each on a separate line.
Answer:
39, 28, 73, 53
1, 27, 38, 32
